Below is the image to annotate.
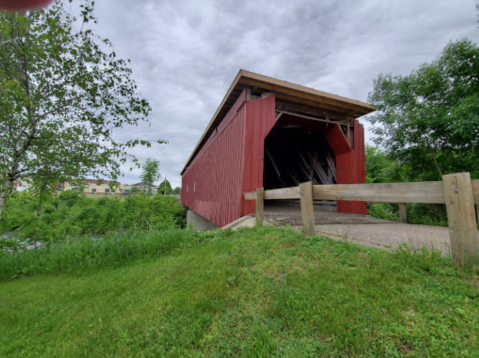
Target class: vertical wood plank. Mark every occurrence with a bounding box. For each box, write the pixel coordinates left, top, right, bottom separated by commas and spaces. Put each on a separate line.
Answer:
256, 188, 264, 226
398, 203, 407, 223
300, 181, 315, 237
443, 173, 478, 267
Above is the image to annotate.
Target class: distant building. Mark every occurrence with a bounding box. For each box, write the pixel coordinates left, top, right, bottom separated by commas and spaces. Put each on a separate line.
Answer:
130, 182, 158, 195
13, 177, 155, 196
63, 179, 131, 195
14, 178, 32, 192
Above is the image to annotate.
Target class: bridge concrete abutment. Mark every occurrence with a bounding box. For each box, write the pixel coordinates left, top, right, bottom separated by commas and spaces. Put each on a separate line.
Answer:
186, 210, 218, 232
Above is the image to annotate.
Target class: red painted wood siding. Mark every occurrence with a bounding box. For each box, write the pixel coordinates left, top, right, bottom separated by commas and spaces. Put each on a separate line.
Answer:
181, 92, 276, 227
181, 91, 248, 227
242, 94, 276, 215
331, 120, 367, 214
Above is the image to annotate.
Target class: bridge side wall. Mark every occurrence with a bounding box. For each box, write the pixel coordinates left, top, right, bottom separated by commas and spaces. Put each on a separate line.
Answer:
181, 91, 248, 227
181, 92, 277, 227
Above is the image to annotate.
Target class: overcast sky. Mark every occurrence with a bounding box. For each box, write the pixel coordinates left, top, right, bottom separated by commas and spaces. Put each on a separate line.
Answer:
90, 0, 478, 187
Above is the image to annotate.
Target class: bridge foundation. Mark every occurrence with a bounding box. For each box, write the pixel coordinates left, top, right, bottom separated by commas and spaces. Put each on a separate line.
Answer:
187, 210, 218, 232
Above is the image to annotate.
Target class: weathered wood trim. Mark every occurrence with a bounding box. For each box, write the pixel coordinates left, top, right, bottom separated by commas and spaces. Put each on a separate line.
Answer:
312, 182, 446, 204
443, 173, 478, 267
472, 179, 479, 204
244, 174, 479, 270
245, 179, 479, 204
276, 110, 351, 126
275, 99, 353, 122
238, 74, 373, 113
273, 92, 358, 116
299, 182, 315, 237
265, 187, 301, 200
256, 188, 264, 226
398, 203, 407, 223
245, 187, 301, 200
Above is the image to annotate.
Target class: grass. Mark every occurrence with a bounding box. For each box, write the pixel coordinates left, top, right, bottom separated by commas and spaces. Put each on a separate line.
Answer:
0, 229, 197, 279
0, 226, 478, 357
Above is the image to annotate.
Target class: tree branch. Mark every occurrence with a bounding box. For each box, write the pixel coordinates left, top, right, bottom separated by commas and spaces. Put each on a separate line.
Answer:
424, 136, 443, 178
0, 37, 21, 47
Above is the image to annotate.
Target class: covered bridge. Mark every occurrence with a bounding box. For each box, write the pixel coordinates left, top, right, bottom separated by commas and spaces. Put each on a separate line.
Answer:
181, 70, 375, 228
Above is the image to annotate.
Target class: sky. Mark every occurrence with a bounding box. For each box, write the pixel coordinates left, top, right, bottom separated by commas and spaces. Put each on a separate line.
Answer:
89, 0, 479, 188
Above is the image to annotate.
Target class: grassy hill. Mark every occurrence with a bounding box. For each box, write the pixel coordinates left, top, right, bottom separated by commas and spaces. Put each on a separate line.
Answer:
1, 226, 478, 357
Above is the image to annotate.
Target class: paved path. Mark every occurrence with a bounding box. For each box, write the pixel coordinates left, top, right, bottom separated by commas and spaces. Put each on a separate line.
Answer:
224, 202, 463, 256
262, 203, 458, 255
263, 202, 395, 225
316, 223, 453, 255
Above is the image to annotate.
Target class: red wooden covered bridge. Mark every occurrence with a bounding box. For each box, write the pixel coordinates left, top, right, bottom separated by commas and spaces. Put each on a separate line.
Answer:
181, 70, 375, 228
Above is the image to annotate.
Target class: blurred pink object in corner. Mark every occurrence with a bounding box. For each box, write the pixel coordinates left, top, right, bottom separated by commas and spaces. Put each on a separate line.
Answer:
0, 0, 53, 11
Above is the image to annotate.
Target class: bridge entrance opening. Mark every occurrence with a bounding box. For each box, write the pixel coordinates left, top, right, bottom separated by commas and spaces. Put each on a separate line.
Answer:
263, 113, 337, 190
263, 112, 338, 212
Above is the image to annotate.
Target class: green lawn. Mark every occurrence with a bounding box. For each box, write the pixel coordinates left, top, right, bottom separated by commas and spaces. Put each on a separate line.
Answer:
0, 226, 478, 357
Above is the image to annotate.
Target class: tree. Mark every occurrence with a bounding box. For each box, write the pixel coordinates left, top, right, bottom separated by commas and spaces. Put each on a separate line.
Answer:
365, 146, 407, 184
367, 39, 479, 181
140, 159, 160, 196
0, 1, 160, 221
158, 179, 172, 195
172, 187, 181, 195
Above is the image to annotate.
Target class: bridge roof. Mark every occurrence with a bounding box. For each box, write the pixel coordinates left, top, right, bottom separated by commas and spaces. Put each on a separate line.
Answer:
181, 70, 374, 174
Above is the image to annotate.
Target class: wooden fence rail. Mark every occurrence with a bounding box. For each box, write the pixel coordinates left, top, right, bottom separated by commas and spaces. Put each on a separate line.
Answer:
244, 172, 479, 268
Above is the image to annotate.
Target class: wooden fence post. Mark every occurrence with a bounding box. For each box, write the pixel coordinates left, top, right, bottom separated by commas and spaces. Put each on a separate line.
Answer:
443, 173, 478, 268
256, 187, 264, 226
299, 181, 315, 237
398, 203, 407, 223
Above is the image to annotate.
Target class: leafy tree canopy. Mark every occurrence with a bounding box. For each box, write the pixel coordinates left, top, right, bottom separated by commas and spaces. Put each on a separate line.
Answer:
367, 39, 479, 181
158, 179, 172, 195
140, 159, 160, 196
365, 146, 407, 184
0, 0, 162, 220
172, 187, 181, 195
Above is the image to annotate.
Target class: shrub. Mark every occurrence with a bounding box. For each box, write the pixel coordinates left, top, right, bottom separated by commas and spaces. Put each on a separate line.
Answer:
0, 192, 186, 246
367, 203, 399, 221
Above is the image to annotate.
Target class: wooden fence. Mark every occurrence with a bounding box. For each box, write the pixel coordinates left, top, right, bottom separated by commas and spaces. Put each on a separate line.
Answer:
244, 172, 479, 268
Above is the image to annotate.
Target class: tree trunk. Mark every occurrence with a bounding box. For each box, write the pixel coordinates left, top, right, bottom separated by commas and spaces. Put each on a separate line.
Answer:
424, 136, 443, 178
0, 178, 15, 222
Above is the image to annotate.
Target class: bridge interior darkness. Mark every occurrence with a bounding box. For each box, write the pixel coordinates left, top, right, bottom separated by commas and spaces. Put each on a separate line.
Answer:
263, 113, 337, 191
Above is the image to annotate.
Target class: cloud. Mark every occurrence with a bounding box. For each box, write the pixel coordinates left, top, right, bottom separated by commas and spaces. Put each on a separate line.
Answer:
91, 0, 478, 187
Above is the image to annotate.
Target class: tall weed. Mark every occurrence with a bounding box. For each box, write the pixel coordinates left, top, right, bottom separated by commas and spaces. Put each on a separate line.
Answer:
0, 228, 198, 280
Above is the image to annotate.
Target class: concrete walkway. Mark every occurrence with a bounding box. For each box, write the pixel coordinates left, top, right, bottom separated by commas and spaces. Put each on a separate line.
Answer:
316, 223, 452, 255
263, 203, 395, 226
223, 202, 459, 256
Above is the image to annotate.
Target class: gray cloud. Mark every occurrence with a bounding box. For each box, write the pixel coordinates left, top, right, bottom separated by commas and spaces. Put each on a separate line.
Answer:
91, 0, 478, 187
